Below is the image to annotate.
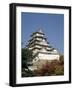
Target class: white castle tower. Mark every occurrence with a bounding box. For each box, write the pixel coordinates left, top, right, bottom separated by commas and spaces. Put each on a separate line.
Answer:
27, 29, 60, 66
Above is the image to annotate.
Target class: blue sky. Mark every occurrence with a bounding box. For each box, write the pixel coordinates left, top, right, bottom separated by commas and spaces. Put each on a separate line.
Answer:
21, 12, 64, 54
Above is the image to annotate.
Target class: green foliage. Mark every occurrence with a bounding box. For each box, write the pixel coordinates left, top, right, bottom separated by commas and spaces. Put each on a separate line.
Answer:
22, 48, 33, 70
54, 55, 64, 75
22, 69, 36, 77
59, 55, 64, 65
22, 48, 33, 62
22, 48, 34, 77
55, 65, 64, 75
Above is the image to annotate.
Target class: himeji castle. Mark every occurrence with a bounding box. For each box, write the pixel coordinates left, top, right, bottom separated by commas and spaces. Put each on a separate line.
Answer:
27, 29, 60, 70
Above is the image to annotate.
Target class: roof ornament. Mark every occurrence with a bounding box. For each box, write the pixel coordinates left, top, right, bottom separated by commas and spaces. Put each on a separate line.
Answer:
39, 28, 43, 33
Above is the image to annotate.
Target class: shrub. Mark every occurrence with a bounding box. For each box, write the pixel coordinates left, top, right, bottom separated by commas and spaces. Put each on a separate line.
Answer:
22, 69, 36, 77
33, 58, 64, 76
22, 48, 33, 69
59, 55, 64, 65
55, 65, 64, 75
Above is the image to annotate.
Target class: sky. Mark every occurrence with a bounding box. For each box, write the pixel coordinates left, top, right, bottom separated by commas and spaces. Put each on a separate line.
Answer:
21, 12, 64, 54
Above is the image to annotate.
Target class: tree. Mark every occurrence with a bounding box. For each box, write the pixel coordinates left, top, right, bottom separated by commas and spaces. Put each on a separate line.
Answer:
33, 59, 64, 76
22, 48, 33, 69
59, 55, 64, 65
22, 48, 35, 77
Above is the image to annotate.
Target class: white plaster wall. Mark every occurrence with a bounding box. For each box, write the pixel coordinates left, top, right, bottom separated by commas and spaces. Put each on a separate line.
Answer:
33, 49, 39, 54
39, 53, 60, 60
